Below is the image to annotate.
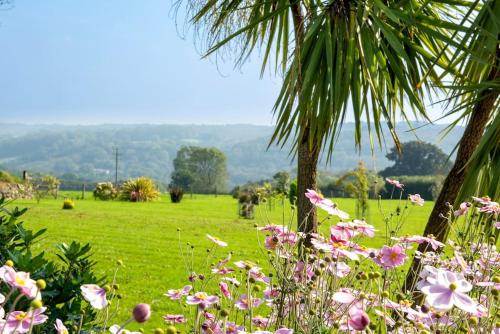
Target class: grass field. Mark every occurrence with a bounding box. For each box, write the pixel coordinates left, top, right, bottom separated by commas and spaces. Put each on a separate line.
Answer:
9, 193, 432, 330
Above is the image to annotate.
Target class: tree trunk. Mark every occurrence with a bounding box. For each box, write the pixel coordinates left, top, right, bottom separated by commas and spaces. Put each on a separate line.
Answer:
297, 131, 320, 235
404, 44, 500, 292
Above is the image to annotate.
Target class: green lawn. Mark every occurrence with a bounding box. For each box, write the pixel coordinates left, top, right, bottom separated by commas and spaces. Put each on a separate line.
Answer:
9, 194, 432, 331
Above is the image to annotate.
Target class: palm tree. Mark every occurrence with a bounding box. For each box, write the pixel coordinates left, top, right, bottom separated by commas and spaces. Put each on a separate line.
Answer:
405, 0, 499, 291
179, 0, 458, 234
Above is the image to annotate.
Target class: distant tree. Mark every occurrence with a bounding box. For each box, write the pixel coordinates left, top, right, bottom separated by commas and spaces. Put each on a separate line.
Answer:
170, 146, 228, 194
337, 162, 370, 218
380, 141, 452, 177
272, 171, 290, 194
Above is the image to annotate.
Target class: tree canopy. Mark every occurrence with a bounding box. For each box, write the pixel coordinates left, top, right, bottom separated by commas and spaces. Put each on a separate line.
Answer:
380, 141, 452, 177
170, 146, 228, 194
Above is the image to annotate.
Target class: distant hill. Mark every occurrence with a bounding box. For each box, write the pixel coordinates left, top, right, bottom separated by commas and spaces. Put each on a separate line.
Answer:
0, 123, 463, 187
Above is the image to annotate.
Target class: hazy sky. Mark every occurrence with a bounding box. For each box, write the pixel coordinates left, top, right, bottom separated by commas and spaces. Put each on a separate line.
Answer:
0, 0, 453, 125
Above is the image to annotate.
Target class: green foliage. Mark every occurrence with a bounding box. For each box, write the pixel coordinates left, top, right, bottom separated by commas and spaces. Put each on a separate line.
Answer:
0, 196, 104, 331
289, 179, 298, 205
169, 187, 184, 203
272, 171, 290, 194
32, 174, 61, 201
382, 175, 445, 200
0, 124, 464, 188
380, 141, 452, 177
93, 182, 117, 200
120, 177, 160, 202
337, 162, 370, 218
62, 198, 75, 209
170, 146, 228, 194
0, 170, 21, 183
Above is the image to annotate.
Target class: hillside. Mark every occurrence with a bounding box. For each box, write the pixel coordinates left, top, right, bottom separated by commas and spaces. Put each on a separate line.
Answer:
0, 123, 463, 187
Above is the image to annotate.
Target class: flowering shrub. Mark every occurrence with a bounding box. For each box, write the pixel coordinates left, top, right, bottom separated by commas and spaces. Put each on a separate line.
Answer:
119, 177, 160, 202
94, 182, 118, 201
62, 199, 75, 209
0, 181, 498, 334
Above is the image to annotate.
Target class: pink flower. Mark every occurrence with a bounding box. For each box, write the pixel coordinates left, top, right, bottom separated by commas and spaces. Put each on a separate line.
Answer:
222, 277, 240, 286
219, 282, 231, 299
275, 329, 293, 334
326, 261, 351, 278
235, 295, 262, 310
375, 245, 407, 269
421, 269, 477, 313
165, 285, 192, 300
331, 224, 356, 241
350, 220, 376, 237
211, 267, 234, 275
386, 178, 404, 189
252, 315, 269, 328
207, 234, 228, 247
0, 266, 39, 299
163, 314, 186, 324
225, 321, 245, 334
305, 189, 327, 204
81, 284, 108, 309
249, 267, 270, 284
454, 202, 471, 217
479, 202, 500, 214
409, 194, 424, 206
186, 292, 219, 306
392, 235, 444, 250
257, 224, 287, 234
55, 319, 68, 334
132, 303, 151, 323
318, 203, 350, 219
305, 190, 349, 219
495, 221, 500, 229
472, 196, 493, 205
5, 307, 48, 333
109, 324, 142, 334
347, 308, 370, 331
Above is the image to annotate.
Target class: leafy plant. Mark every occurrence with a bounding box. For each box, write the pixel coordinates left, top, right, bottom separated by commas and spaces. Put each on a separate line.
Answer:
119, 177, 160, 202
93, 182, 117, 200
169, 187, 184, 203
0, 196, 105, 331
62, 198, 75, 209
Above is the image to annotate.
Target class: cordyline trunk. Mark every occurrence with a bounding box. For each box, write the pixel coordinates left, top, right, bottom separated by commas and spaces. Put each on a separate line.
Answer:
290, 0, 320, 236
404, 43, 500, 293
297, 131, 320, 235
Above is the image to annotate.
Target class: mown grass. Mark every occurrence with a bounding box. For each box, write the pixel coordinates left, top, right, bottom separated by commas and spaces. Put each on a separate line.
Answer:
10, 193, 432, 331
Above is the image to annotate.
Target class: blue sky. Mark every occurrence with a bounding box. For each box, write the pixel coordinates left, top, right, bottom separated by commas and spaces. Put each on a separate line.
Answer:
0, 0, 452, 125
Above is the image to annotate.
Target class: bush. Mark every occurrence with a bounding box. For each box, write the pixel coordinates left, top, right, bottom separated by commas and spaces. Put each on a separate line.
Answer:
288, 179, 297, 205
0, 196, 105, 332
169, 187, 184, 203
381, 175, 444, 200
119, 177, 160, 202
93, 182, 117, 200
62, 198, 75, 209
0, 170, 21, 183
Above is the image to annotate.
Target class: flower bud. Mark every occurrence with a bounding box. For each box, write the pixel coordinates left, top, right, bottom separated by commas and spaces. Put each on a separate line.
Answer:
116, 260, 124, 266
155, 328, 166, 334
36, 279, 46, 290
468, 317, 479, 325
5, 260, 14, 267
132, 303, 151, 323
165, 326, 176, 334
31, 300, 43, 309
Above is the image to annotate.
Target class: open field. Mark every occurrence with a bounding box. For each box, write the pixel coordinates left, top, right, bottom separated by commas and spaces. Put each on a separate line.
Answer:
10, 194, 432, 330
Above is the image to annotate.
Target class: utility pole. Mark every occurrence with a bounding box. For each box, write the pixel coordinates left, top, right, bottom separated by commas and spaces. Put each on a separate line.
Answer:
113, 147, 119, 187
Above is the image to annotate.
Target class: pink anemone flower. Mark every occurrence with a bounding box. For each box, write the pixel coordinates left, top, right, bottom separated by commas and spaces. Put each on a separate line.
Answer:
374, 245, 407, 269
0, 265, 39, 299
409, 194, 425, 206
186, 292, 219, 306
55, 319, 69, 334
235, 295, 262, 310
207, 234, 228, 247
5, 307, 48, 333
163, 314, 186, 324
420, 269, 477, 313
81, 284, 108, 309
386, 178, 404, 189
165, 285, 192, 300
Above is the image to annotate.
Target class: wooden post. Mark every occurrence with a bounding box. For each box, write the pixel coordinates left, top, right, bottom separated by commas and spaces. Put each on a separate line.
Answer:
82, 184, 86, 200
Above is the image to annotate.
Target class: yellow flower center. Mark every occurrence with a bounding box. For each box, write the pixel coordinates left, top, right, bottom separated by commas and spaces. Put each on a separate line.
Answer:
15, 276, 26, 286
390, 252, 399, 261
449, 283, 457, 291
15, 312, 27, 321
195, 292, 207, 300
